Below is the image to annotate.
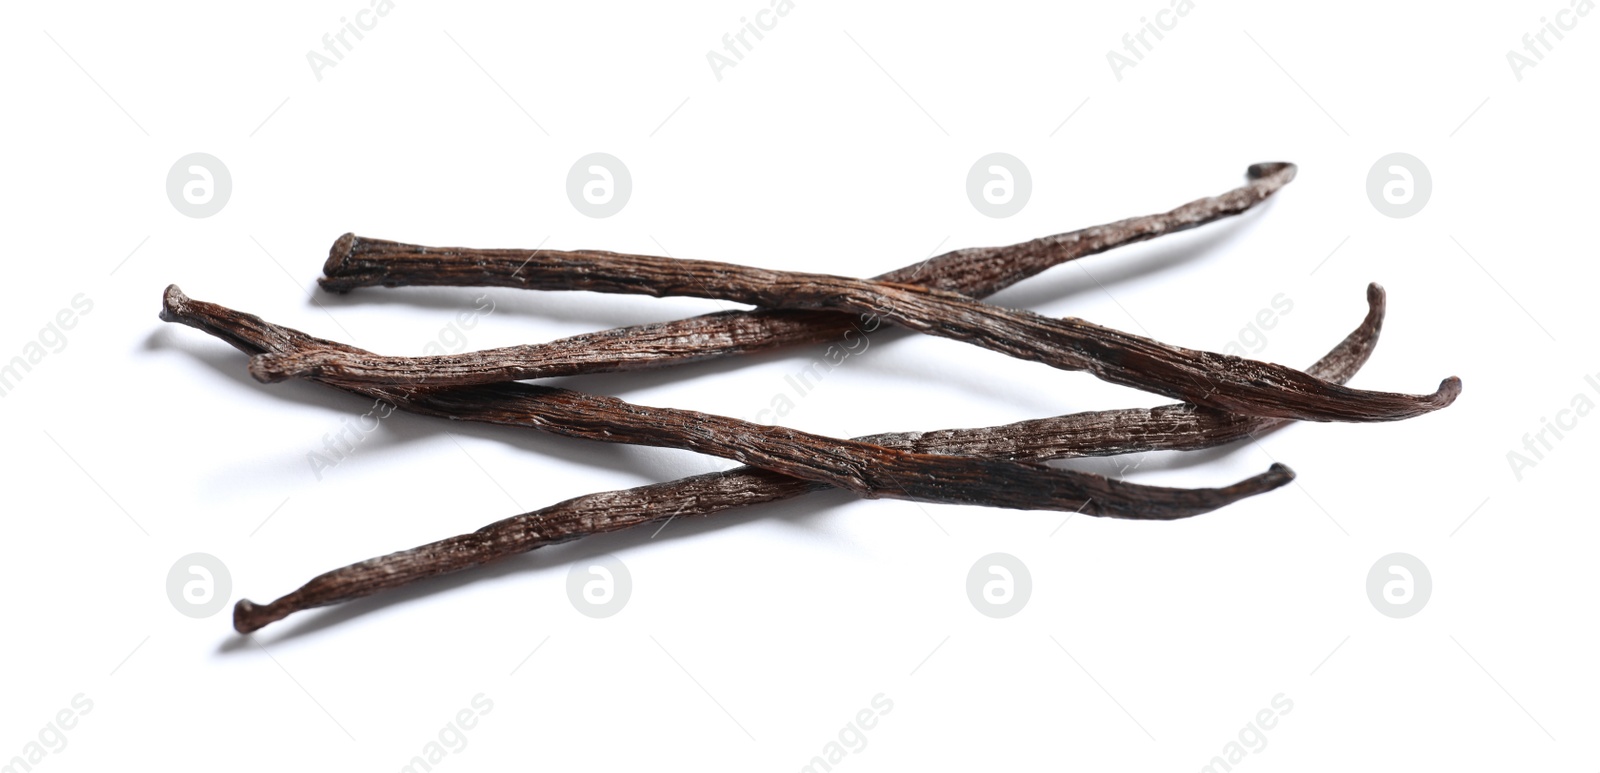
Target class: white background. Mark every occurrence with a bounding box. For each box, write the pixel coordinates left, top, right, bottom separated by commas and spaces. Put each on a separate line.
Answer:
2, 1, 1596, 770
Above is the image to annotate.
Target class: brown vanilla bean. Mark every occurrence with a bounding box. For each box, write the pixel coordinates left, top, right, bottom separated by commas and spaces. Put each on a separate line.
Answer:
298, 235, 1457, 423
251, 163, 1293, 385
230, 283, 1389, 634
262, 163, 1294, 386
161, 286, 1293, 518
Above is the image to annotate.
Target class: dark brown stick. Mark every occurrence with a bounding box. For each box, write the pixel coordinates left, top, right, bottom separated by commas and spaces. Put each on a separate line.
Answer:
261, 163, 1297, 387
161, 286, 1293, 517
228, 283, 1389, 634
292, 236, 1457, 423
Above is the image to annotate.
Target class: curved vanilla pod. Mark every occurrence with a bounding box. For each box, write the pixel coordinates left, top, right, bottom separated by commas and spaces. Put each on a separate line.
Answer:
162, 285, 1292, 518
226, 283, 1390, 635
266, 163, 1299, 385
299, 240, 1456, 422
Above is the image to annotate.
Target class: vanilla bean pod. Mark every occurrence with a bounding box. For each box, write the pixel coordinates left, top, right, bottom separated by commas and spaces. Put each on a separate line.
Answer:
246, 162, 1295, 385
297, 236, 1457, 423
162, 286, 1292, 519
229, 284, 1389, 634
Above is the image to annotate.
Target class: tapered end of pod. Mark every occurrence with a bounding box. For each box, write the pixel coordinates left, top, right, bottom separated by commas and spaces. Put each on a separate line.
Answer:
323, 233, 360, 274
320, 233, 368, 293
1361, 282, 1388, 335
234, 598, 275, 634
159, 284, 191, 323
1247, 162, 1297, 183
1232, 462, 1296, 503
1430, 376, 1464, 408
1238, 462, 1296, 496
1125, 462, 1297, 521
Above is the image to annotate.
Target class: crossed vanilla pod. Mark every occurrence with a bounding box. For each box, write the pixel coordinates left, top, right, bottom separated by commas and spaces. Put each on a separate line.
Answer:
157, 163, 1459, 633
